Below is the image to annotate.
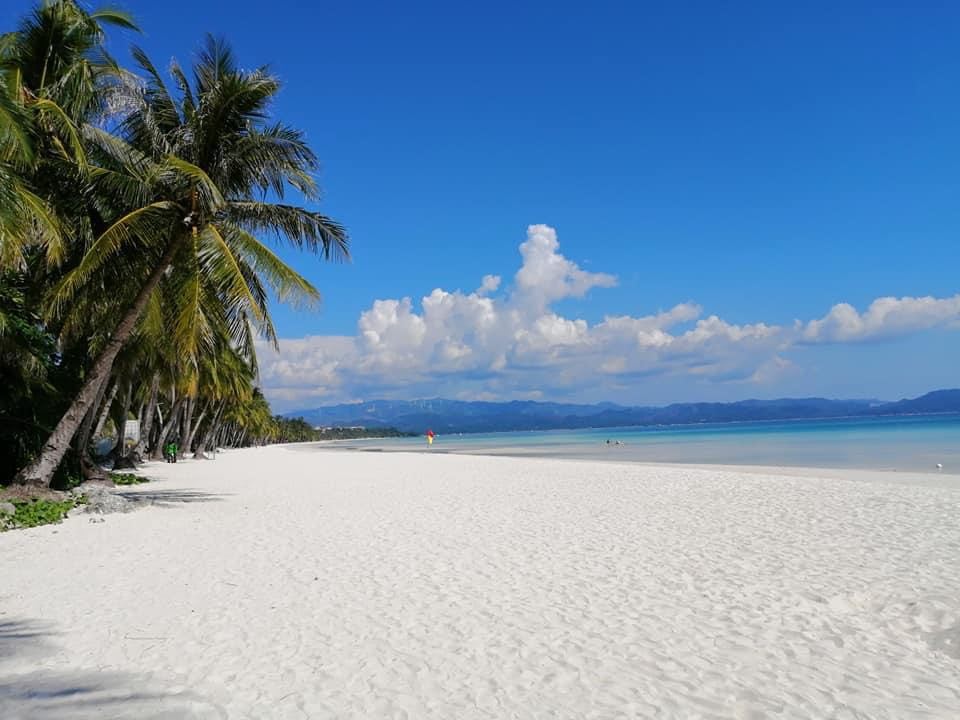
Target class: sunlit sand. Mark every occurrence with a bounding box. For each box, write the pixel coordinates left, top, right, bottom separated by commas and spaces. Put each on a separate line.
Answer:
2, 446, 959, 718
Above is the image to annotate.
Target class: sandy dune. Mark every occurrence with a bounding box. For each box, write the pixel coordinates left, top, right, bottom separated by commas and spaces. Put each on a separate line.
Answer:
2, 446, 959, 719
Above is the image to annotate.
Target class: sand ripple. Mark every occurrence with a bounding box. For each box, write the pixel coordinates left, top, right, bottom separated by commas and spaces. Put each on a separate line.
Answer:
1, 448, 959, 718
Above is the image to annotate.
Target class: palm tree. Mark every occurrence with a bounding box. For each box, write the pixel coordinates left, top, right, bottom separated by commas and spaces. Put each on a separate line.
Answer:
14, 36, 347, 487
0, 86, 59, 271
220, 387, 277, 448
1, 0, 136, 115
185, 342, 258, 458
0, 0, 137, 272
1, 1, 130, 484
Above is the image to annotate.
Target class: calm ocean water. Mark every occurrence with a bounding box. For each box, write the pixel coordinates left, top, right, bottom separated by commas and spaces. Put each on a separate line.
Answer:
323, 414, 960, 473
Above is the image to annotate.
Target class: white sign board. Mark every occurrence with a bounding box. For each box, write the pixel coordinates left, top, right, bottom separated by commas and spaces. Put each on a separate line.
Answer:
123, 419, 140, 443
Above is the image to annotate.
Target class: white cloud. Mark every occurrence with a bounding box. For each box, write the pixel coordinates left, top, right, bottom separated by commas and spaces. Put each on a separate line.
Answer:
255, 225, 960, 410
256, 335, 358, 404
747, 356, 797, 385
514, 224, 616, 312
477, 274, 501, 295
799, 294, 960, 343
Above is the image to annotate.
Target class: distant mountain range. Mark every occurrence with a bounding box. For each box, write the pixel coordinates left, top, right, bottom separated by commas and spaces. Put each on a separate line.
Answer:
284, 389, 960, 434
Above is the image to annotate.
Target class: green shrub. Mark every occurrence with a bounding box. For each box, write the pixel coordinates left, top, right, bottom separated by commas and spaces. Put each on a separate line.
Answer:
1, 498, 77, 531
109, 472, 149, 486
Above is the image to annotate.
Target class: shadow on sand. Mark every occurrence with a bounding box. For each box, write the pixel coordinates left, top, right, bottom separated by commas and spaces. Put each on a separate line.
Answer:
0, 619, 58, 663
114, 489, 227, 506
0, 618, 224, 719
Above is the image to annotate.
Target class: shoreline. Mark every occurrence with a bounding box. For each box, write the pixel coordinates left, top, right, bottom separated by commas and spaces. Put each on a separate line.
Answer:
3, 446, 959, 717
292, 409, 960, 437
303, 440, 960, 485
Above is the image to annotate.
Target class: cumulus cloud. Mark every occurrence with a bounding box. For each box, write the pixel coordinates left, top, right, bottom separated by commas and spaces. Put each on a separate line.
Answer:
514, 224, 616, 311
799, 294, 960, 343
477, 275, 501, 295
256, 335, 357, 404
255, 225, 960, 409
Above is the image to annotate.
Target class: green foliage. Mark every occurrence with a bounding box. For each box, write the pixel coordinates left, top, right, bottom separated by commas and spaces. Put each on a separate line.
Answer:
272, 416, 320, 443
0, 275, 83, 487
1, 2, 348, 486
1, 497, 77, 530
53, 471, 84, 492
264, 417, 417, 443
109, 472, 147, 485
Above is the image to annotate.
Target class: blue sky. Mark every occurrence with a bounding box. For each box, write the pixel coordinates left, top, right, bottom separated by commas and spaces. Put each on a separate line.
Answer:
8, 1, 959, 408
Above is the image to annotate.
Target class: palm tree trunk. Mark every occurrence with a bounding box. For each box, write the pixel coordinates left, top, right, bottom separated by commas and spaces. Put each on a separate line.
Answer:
91, 379, 119, 442
178, 397, 195, 458
134, 374, 160, 459
151, 396, 184, 460
194, 402, 224, 459
111, 381, 133, 458
75, 372, 111, 458
183, 400, 209, 455
14, 239, 180, 487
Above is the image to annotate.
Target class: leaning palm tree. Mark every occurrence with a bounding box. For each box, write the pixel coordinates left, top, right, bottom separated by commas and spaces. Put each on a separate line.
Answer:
15, 36, 348, 487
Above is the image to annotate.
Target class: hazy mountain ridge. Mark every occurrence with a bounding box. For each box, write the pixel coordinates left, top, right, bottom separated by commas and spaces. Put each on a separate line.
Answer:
286, 390, 960, 433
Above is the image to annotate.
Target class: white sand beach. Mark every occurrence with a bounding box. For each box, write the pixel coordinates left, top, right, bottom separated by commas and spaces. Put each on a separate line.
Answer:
2, 447, 959, 719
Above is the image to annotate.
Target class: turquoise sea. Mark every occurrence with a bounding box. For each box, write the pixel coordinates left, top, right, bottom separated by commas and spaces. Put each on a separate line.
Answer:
324, 413, 960, 473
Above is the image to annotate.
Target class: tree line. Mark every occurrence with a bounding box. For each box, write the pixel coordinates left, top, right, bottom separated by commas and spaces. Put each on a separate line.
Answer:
0, 1, 347, 489
267, 418, 416, 443
315, 426, 416, 440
